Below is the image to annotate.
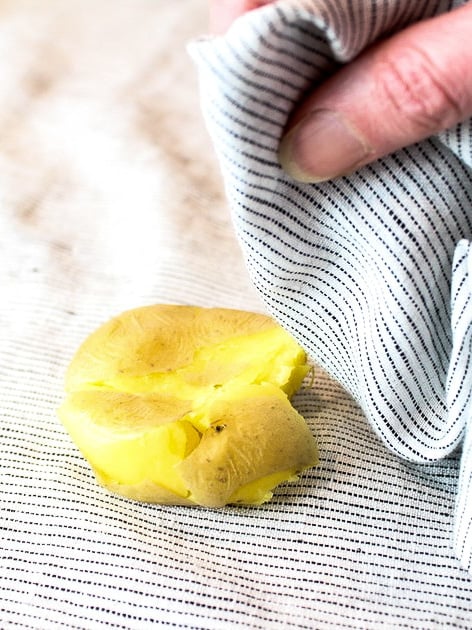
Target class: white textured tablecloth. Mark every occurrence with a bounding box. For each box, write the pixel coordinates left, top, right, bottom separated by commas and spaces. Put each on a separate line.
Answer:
2, 1, 472, 628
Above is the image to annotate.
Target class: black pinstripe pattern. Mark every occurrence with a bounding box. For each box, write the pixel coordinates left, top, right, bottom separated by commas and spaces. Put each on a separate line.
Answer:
192, 0, 472, 573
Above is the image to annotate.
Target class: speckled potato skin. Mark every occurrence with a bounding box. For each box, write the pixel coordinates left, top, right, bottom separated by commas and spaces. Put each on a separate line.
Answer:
178, 385, 318, 507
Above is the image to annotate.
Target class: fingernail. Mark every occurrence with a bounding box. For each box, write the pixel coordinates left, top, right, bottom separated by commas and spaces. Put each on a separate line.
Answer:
278, 109, 372, 183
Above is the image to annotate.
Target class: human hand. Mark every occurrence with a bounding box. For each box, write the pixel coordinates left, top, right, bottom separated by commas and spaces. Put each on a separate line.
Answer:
209, 1, 273, 35
210, 1, 472, 183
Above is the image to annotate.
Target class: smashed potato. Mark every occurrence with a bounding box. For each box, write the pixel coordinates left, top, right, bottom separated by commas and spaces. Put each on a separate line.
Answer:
58, 305, 319, 507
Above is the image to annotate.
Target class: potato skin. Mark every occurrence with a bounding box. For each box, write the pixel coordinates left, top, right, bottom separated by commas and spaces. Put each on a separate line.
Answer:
65, 305, 277, 391
59, 304, 318, 506
96, 477, 195, 506
178, 384, 319, 508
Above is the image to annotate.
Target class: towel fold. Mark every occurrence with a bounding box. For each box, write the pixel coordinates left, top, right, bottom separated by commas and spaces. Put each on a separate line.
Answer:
190, 0, 472, 571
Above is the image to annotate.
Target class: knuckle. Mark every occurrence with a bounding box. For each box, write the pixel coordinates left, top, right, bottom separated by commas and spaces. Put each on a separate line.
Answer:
375, 45, 463, 135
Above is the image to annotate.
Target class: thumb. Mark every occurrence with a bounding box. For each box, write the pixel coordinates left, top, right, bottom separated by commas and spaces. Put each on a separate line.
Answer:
279, 3, 472, 183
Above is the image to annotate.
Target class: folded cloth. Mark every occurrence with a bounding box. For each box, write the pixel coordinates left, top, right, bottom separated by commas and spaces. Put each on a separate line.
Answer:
190, 0, 472, 571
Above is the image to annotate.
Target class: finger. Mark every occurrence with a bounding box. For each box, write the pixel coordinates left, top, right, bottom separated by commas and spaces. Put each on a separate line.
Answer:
279, 3, 472, 183
209, 0, 274, 34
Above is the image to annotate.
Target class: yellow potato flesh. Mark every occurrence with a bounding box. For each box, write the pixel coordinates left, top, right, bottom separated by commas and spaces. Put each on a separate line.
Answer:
59, 305, 318, 506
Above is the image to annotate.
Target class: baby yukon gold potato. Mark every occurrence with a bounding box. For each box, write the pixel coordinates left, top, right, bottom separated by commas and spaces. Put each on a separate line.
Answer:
58, 305, 319, 507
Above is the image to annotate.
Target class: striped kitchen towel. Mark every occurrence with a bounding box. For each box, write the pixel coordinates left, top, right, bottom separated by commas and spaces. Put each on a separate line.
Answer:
190, 0, 472, 571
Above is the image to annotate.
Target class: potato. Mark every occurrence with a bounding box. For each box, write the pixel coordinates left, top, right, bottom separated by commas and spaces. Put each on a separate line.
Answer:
58, 305, 319, 506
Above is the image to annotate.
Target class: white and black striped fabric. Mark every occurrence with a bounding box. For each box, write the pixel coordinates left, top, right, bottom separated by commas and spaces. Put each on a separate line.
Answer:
191, 0, 472, 572
4, 1, 472, 627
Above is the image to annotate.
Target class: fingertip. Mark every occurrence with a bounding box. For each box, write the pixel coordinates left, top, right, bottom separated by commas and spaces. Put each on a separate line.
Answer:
278, 110, 372, 183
